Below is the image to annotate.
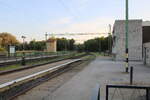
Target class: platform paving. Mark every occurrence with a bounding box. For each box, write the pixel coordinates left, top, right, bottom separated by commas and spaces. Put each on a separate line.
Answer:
51, 56, 150, 100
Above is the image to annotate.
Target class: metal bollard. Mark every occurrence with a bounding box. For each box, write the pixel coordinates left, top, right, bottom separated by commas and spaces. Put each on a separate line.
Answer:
130, 66, 133, 85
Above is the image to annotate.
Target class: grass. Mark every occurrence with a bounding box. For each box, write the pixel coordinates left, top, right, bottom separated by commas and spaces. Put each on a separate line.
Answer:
90, 52, 112, 57
0, 64, 20, 71
82, 53, 96, 60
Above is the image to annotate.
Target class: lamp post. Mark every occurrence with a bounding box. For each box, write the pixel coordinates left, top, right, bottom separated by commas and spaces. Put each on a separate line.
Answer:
21, 36, 26, 65
108, 24, 112, 55
21, 36, 26, 51
45, 32, 48, 52
125, 0, 129, 73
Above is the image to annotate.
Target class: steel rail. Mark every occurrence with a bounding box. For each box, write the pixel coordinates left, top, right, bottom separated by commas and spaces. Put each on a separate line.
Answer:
0, 59, 81, 92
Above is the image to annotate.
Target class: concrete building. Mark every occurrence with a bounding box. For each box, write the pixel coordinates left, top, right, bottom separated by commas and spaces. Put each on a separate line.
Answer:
46, 38, 57, 52
112, 20, 143, 61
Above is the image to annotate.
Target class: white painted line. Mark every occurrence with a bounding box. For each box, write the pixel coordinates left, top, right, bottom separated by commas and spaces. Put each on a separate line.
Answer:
0, 59, 81, 89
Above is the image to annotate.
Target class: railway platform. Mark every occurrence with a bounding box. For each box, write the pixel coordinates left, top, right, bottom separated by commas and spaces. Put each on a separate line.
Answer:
51, 56, 150, 100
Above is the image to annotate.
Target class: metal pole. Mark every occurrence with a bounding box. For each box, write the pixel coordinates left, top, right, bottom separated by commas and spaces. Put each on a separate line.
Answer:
23, 38, 25, 51
65, 40, 67, 53
106, 85, 109, 100
45, 32, 48, 41
21, 36, 26, 65
99, 39, 101, 53
125, 0, 129, 73
108, 24, 111, 54
130, 66, 133, 85
45, 32, 48, 52
146, 88, 149, 100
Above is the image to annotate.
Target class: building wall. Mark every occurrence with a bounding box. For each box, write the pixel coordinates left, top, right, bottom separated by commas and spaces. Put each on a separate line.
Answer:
143, 42, 150, 66
46, 40, 57, 52
112, 20, 143, 61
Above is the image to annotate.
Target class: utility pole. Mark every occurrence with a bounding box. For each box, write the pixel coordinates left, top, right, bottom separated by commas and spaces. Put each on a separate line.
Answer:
65, 33, 67, 53
108, 24, 112, 54
45, 32, 48, 52
21, 35, 26, 65
21, 36, 26, 51
125, 0, 129, 73
99, 38, 101, 53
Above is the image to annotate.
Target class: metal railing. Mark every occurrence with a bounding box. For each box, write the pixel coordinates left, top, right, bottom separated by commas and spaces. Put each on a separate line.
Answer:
106, 85, 150, 100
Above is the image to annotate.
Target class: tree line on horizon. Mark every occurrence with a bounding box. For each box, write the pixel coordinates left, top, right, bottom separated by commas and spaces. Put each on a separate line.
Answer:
0, 32, 112, 53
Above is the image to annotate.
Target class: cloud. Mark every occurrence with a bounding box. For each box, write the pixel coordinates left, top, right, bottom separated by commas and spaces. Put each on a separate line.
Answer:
43, 17, 114, 33
63, 18, 114, 33
41, 17, 114, 43
48, 17, 72, 26
42, 17, 73, 32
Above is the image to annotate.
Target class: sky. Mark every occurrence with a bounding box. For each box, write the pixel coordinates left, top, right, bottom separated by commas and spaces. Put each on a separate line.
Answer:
0, 0, 149, 43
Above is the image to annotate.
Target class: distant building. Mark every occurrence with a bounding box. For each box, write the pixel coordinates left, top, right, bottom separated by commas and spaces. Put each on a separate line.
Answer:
46, 38, 57, 52
112, 20, 143, 61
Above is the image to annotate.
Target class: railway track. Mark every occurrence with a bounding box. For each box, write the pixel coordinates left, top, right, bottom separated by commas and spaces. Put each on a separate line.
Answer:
0, 53, 87, 75
0, 54, 93, 100
0, 54, 68, 67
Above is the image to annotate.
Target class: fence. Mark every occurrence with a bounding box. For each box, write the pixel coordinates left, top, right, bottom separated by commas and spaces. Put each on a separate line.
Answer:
106, 85, 150, 100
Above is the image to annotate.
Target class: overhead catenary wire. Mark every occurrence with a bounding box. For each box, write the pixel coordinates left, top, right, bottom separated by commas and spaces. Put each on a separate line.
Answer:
56, 0, 78, 18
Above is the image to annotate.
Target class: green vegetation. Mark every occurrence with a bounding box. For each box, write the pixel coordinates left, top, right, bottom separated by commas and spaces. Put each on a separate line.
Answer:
0, 47, 5, 52
0, 32, 19, 49
76, 35, 112, 52
16, 40, 46, 51
0, 32, 112, 54
16, 38, 75, 52
0, 64, 20, 71
57, 38, 75, 51
81, 54, 95, 60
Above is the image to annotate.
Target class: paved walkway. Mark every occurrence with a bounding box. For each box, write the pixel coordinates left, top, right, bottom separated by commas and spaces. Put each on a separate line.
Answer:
51, 56, 150, 100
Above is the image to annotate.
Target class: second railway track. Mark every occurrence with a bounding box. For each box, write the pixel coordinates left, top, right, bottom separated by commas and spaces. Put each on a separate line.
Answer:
0, 53, 87, 75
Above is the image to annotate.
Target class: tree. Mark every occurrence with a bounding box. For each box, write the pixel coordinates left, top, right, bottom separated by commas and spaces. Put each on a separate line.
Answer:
83, 35, 112, 52
57, 38, 75, 51
75, 44, 84, 52
16, 40, 46, 51
68, 39, 75, 51
0, 32, 19, 48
